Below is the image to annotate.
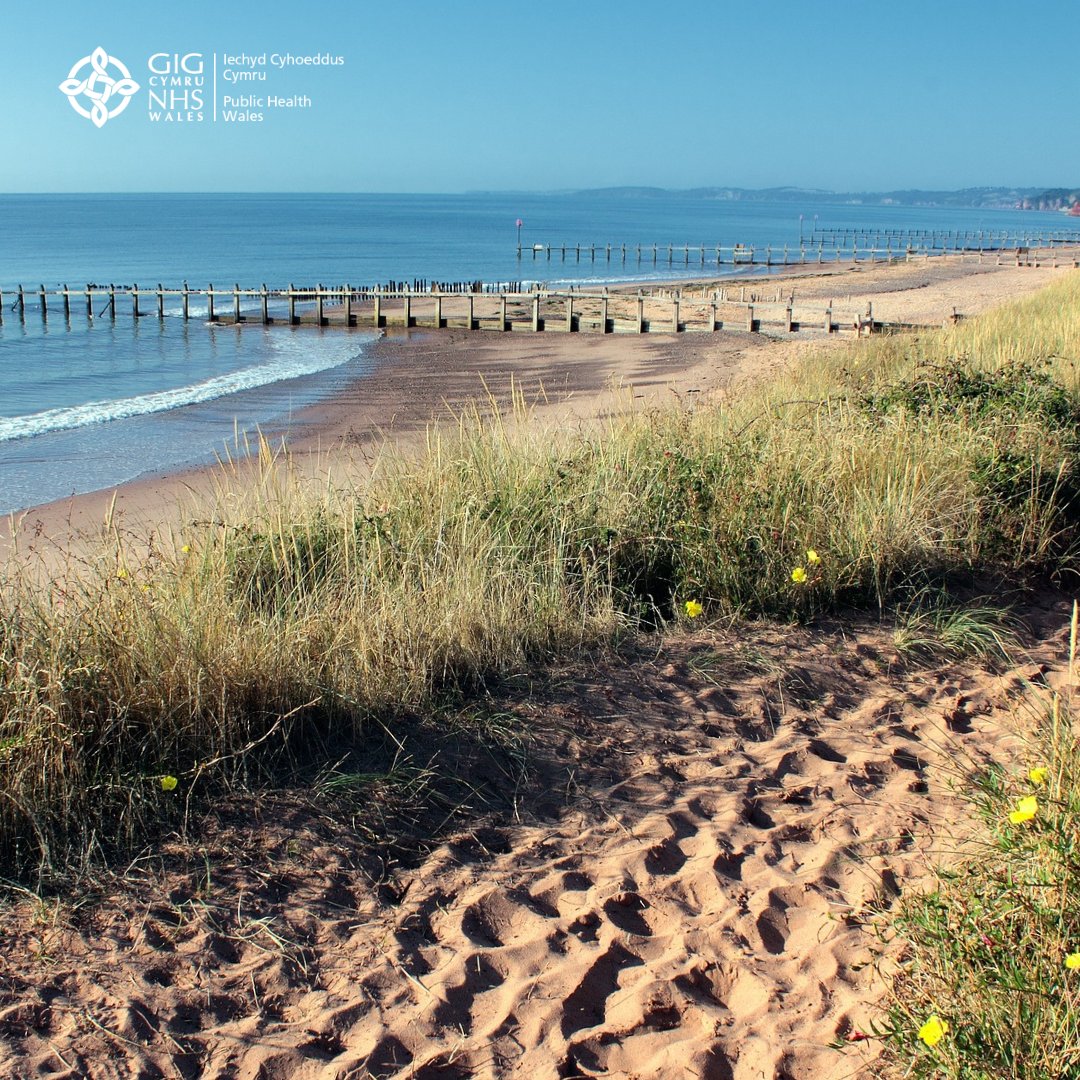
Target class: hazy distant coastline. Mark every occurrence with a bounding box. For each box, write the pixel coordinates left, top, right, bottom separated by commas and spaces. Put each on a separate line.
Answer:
470, 185, 1079, 211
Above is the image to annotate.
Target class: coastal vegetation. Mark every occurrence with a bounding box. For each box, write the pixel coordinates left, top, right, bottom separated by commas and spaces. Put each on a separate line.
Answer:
1, 271, 1079, 1074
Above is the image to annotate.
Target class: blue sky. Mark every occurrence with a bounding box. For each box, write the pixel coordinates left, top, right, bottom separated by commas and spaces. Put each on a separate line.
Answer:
2, 0, 1076, 193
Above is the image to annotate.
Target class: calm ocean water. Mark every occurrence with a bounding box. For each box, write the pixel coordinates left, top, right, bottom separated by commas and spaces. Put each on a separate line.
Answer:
0, 192, 1067, 514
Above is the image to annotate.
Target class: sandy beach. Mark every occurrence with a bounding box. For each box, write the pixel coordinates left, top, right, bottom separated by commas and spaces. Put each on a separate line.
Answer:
5, 254, 1070, 553
0, 255, 1076, 1079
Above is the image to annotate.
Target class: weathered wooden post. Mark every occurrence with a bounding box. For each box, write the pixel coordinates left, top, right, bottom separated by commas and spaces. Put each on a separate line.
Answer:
746, 304, 755, 332
566, 294, 574, 332
636, 293, 644, 333
131, 284, 140, 319
373, 290, 382, 327
85, 285, 92, 319
785, 304, 794, 333
500, 293, 508, 331
38, 284, 47, 319
261, 285, 269, 324
62, 285, 70, 319
0, 289, 4, 326
672, 296, 680, 332
157, 284, 164, 319
824, 305, 832, 333
600, 295, 609, 334
182, 281, 190, 320
288, 284, 297, 325
344, 284, 353, 326
531, 292, 540, 332
316, 283, 324, 325
401, 291, 411, 328
466, 293, 474, 330
710, 298, 718, 332
233, 284, 241, 323
108, 284, 116, 320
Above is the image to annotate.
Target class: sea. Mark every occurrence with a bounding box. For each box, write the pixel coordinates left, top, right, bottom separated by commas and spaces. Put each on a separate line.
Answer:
0, 191, 1069, 515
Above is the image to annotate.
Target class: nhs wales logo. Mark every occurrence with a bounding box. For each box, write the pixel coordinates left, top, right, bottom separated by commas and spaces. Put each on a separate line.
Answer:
58, 48, 140, 128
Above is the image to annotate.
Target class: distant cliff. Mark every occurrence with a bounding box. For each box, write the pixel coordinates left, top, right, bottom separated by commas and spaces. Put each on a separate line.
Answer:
1025, 188, 1080, 211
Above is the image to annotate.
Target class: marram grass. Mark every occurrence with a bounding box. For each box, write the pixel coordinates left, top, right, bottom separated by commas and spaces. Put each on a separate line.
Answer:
1, 271, 1079, 884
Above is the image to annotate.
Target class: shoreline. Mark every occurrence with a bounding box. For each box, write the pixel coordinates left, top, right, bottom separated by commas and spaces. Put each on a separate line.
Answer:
4, 254, 1074, 554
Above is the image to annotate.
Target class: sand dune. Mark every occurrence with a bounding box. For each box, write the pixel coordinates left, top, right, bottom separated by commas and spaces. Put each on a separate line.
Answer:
0, 597, 1067, 1079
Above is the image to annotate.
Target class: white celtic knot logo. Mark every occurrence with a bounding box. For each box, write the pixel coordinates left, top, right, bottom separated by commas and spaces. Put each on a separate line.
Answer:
58, 47, 140, 128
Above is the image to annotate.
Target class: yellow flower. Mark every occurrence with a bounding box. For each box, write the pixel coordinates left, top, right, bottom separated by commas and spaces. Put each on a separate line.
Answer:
1028, 766, 1049, 786
791, 567, 807, 584
181, 545, 191, 554
1008, 795, 1039, 824
806, 549, 820, 565
116, 568, 128, 580
684, 600, 703, 619
918, 1014, 948, 1048
160, 775, 178, 792
1066, 953, 1080, 970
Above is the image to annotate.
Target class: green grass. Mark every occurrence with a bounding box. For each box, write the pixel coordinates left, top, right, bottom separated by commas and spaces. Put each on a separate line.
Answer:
1, 270, 1079, 889
880, 611, 1080, 1078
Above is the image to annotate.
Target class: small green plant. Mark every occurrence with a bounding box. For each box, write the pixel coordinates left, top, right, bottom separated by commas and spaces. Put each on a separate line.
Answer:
880, 605, 1080, 1078
893, 591, 1021, 663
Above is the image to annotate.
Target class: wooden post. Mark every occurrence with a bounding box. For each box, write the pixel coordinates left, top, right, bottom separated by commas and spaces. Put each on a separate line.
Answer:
566, 294, 574, 332
672, 297, 680, 332
62, 285, 71, 319
0, 289, 4, 326
316, 283, 324, 325
108, 284, 116, 320
824, 305, 832, 333
531, 292, 540, 332
746, 304, 755, 332
207, 284, 216, 322
600, 295, 609, 333
433, 292, 442, 329
39, 284, 47, 319
261, 284, 269, 324
85, 285, 92, 319
157, 284, 164, 319
785, 305, 793, 333
16, 286, 24, 322
345, 284, 353, 326
636, 294, 644, 333
403, 292, 412, 328
500, 293, 508, 331
131, 284, 140, 319
466, 293, 474, 330
710, 299, 718, 332
288, 284, 297, 325
373, 291, 382, 327
182, 281, 190, 320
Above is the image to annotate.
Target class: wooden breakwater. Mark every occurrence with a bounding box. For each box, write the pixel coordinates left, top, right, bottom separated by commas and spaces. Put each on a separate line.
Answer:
3, 245, 1077, 335
0, 280, 975, 338
517, 234, 1080, 267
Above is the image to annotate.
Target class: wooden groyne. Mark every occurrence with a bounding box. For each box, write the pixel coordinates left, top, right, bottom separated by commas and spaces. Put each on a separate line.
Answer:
3, 245, 1077, 336
0, 280, 1000, 338
517, 233, 1080, 267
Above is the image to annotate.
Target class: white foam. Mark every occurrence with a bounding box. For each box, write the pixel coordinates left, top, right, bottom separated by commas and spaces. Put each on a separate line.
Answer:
0, 335, 370, 443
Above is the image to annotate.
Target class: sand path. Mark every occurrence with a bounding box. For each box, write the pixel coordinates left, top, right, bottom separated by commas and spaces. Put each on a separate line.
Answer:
0, 599, 1067, 1079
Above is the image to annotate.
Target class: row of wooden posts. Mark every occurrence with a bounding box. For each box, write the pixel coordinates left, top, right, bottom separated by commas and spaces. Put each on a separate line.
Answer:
516, 240, 1080, 267
0, 281, 896, 336
805, 227, 1080, 247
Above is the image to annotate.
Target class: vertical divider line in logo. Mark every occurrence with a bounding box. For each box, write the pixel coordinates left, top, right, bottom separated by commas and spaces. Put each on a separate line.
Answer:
213, 53, 217, 121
